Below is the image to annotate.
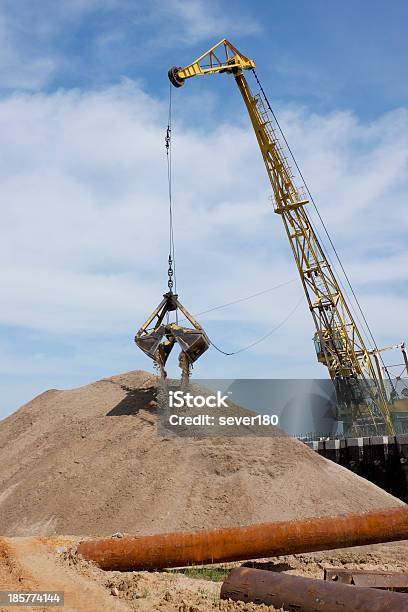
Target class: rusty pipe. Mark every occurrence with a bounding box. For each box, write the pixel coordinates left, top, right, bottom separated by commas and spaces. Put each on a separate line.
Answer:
220, 567, 408, 612
77, 506, 408, 571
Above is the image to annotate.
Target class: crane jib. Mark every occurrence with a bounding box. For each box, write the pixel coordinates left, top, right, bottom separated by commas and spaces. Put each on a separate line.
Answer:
167, 38, 404, 437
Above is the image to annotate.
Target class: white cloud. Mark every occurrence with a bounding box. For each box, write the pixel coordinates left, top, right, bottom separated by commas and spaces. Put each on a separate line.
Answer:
0, 11, 57, 90
277, 106, 408, 236
151, 0, 261, 45
0, 78, 406, 416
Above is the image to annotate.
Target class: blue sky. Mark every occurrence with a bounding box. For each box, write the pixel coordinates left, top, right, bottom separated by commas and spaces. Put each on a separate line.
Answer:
2, 0, 406, 115
0, 0, 407, 417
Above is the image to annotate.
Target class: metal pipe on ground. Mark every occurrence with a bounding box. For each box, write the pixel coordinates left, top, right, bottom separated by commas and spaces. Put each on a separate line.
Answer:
324, 567, 408, 589
77, 506, 408, 571
220, 567, 408, 612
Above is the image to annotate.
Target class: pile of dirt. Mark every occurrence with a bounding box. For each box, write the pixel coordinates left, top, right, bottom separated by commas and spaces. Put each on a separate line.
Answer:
0, 370, 403, 536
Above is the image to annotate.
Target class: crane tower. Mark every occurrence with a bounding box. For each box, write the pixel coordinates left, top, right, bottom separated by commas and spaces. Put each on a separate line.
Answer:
169, 39, 400, 436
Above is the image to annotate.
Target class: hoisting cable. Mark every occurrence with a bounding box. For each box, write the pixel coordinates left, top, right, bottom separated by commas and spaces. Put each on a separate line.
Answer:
251, 68, 392, 381
174, 278, 296, 325
165, 81, 177, 298
195, 279, 296, 318
209, 294, 304, 356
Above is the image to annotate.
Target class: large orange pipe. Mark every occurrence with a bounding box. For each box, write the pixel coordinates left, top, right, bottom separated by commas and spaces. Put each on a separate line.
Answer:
77, 506, 408, 571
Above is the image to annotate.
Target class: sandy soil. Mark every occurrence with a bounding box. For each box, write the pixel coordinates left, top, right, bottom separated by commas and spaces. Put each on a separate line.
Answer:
0, 535, 407, 611
0, 369, 406, 610
0, 370, 403, 537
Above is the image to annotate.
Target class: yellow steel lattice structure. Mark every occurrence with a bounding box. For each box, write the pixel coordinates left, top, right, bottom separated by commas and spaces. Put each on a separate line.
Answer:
169, 39, 394, 435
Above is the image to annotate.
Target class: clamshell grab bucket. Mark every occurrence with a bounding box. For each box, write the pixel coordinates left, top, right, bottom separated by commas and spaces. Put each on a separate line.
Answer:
135, 291, 209, 378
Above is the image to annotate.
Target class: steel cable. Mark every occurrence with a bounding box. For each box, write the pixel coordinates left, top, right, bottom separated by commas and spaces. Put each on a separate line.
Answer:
209, 294, 304, 356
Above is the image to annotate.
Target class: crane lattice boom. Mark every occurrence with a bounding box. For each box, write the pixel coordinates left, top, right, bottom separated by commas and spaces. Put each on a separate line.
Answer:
169, 39, 396, 435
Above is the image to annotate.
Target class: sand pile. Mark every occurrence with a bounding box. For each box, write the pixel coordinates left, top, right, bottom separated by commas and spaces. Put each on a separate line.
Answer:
0, 370, 403, 536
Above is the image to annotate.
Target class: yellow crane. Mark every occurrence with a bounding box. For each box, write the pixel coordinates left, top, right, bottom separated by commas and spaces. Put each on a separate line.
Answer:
169, 39, 400, 436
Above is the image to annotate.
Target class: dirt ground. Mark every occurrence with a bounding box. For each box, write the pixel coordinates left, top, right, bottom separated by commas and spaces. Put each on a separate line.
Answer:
0, 371, 404, 537
0, 535, 407, 611
1, 370, 407, 610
